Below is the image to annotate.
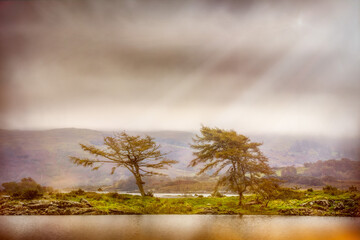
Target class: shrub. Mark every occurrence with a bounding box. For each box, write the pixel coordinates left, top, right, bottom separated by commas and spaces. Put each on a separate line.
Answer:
1, 178, 45, 199
211, 191, 224, 197
55, 193, 66, 199
349, 186, 358, 192
145, 191, 154, 197
281, 166, 297, 177
307, 188, 313, 192
70, 188, 85, 195
107, 192, 119, 198
276, 188, 304, 200
20, 189, 43, 199
323, 185, 339, 195
85, 192, 103, 200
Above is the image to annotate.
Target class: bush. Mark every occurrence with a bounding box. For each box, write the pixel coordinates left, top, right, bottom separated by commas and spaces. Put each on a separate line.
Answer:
323, 185, 339, 195
2, 177, 45, 199
349, 186, 358, 192
281, 166, 297, 177
107, 192, 119, 198
279, 176, 323, 186
55, 193, 66, 200
276, 188, 304, 200
70, 188, 85, 195
20, 189, 43, 199
145, 191, 154, 197
211, 191, 224, 197
85, 192, 103, 200
307, 188, 313, 192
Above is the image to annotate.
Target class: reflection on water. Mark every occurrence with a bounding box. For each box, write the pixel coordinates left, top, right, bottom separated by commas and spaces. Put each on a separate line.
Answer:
0, 215, 359, 240
93, 192, 240, 198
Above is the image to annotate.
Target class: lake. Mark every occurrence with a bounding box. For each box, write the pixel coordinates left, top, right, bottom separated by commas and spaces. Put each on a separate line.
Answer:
62, 191, 240, 198
113, 192, 240, 198
0, 215, 359, 240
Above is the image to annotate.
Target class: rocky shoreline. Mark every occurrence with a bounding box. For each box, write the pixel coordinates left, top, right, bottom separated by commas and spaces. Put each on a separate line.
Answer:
0, 197, 107, 215
1, 195, 358, 216
0, 196, 143, 215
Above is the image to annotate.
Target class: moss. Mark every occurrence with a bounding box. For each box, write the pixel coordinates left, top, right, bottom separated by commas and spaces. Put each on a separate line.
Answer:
15, 190, 356, 216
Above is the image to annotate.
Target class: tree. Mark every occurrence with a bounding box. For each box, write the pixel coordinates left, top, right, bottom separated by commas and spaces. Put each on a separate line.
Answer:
281, 166, 297, 177
70, 132, 177, 196
189, 126, 274, 205
2, 177, 45, 199
250, 177, 282, 207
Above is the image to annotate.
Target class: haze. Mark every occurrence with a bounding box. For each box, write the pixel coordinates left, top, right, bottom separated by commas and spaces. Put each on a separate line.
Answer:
0, 0, 359, 137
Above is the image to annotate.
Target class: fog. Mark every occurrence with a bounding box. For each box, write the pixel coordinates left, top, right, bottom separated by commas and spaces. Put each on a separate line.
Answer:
0, 0, 359, 137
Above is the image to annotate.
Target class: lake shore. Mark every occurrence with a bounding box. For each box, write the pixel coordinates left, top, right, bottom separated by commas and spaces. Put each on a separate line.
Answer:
2, 215, 360, 240
1, 190, 359, 216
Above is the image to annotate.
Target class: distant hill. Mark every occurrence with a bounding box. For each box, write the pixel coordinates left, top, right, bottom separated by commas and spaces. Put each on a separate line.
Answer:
0, 128, 358, 188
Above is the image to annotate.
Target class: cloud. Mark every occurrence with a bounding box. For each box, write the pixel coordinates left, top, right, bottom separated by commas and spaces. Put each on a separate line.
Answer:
0, 0, 359, 137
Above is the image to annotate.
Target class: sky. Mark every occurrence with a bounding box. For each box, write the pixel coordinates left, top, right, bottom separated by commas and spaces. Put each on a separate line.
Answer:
0, 0, 359, 137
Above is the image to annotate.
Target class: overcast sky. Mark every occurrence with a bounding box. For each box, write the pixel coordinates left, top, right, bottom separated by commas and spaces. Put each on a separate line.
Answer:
0, 0, 359, 137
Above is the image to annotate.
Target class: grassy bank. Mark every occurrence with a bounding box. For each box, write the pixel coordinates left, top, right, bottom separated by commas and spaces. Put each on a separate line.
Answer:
41, 189, 359, 216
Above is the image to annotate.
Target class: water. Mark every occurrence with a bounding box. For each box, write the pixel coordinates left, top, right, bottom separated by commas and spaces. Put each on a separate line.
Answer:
0, 215, 359, 240
67, 191, 240, 198
113, 192, 239, 198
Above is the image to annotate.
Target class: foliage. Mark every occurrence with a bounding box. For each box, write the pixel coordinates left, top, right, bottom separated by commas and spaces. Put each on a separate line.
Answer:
251, 178, 282, 206
275, 188, 304, 200
348, 186, 358, 192
323, 185, 340, 195
189, 126, 275, 205
70, 131, 177, 196
70, 188, 85, 196
211, 191, 224, 198
1, 177, 45, 199
303, 158, 360, 180
43, 189, 360, 216
111, 175, 220, 193
20, 189, 43, 199
279, 175, 324, 186
281, 166, 297, 177
145, 191, 154, 197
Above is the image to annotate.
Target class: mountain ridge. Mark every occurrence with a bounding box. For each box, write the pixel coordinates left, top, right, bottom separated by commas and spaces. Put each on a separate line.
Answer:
0, 128, 358, 188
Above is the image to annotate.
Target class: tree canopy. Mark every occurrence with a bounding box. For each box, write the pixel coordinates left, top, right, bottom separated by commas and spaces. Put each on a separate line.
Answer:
189, 126, 275, 205
70, 132, 177, 196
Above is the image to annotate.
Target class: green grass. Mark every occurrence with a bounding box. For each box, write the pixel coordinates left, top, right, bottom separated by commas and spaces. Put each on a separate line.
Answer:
296, 167, 307, 174
45, 189, 360, 216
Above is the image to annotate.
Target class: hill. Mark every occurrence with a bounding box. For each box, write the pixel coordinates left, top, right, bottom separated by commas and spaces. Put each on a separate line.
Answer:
0, 128, 358, 188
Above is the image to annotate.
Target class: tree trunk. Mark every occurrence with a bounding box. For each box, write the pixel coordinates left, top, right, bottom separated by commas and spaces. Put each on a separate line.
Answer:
238, 192, 243, 206
135, 176, 146, 197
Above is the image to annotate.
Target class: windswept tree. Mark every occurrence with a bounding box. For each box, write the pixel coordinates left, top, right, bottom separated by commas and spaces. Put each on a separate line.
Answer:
70, 132, 177, 196
189, 126, 275, 205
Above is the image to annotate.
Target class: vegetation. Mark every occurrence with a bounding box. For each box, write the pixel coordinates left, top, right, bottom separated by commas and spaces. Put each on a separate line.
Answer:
303, 158, 360, 180
5, 187, 354, 216
281, 166, 297, 177
2, 129, 358, 188
274, 158, 360, 190
251, 178, 283, 207
70, 132, 178, 196
110, 175, 219, 193
189, 126, 276, 205
1, 177, 52, 199
3, 130, 359, 216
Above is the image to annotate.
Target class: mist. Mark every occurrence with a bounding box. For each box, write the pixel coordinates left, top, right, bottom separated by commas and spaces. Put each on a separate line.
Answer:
0, 0, 359, 137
